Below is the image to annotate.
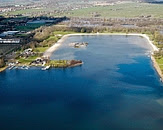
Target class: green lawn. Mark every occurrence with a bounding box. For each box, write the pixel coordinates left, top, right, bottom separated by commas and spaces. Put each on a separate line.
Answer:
156, 58, 163, 64
155, 58, 163, 71
34, 47, 49, 53
47, 36, 58, 42
45, 31, 77, 43
17, 56, 38, 64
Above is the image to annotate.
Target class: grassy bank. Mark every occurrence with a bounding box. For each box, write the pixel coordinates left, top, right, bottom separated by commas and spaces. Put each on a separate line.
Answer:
17, 56, 38, 65
154, 56, 163, 71
46, 60, 83, 68
34, 47, 49, 53
47, 60, 68, 68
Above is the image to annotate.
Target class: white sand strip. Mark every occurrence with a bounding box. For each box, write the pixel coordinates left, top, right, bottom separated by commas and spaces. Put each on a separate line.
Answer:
43, 35, 69, 58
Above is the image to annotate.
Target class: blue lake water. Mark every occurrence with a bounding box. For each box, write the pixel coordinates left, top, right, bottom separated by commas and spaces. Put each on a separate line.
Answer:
1, 35, 163, 130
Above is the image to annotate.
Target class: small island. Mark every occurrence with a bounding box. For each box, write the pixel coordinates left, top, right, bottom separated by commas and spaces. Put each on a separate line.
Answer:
69, 42, 88, 48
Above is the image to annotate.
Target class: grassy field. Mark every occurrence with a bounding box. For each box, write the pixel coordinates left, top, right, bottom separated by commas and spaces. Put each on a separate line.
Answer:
155, 58, 163, 71
47, 60, 68, 67
46, 36, 59, 42
17, 56, 38, 64
42, 31, 77, 45
63, 2, 163, 18
3, 2, 163, 18
34, 47, 49, 53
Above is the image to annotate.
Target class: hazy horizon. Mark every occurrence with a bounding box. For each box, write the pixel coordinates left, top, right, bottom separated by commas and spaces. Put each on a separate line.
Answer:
0, 0, 163, 3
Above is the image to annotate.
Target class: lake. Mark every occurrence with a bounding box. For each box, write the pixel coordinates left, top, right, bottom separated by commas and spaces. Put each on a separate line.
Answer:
0, 35, 163, 130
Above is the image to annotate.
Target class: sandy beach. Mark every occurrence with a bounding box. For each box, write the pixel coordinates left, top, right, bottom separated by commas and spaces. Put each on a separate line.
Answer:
43, 34, 69, 58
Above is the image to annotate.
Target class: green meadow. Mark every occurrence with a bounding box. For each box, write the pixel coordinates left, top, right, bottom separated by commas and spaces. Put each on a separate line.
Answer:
63, 2, 163, 18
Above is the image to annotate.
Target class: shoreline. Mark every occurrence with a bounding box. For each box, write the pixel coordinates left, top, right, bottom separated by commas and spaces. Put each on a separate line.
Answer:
151, 56, 163, 82
0, 66, 7, 73
43, 32, 163, 81
43, 35, 69, 58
